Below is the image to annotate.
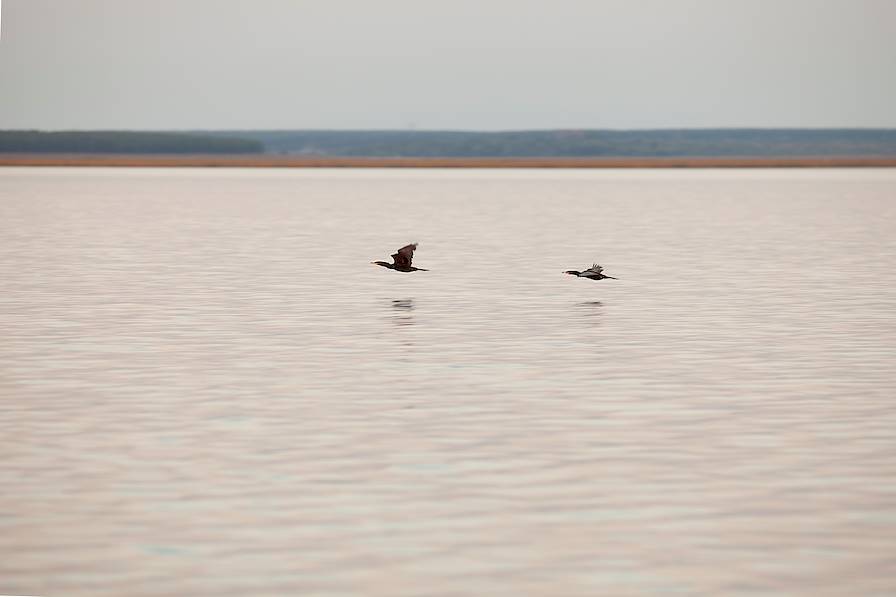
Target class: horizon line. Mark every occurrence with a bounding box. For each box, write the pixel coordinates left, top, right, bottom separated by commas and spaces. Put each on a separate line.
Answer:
4, 126, 896, 134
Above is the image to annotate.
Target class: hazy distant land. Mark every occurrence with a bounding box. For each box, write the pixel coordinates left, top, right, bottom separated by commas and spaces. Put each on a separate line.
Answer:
2, 129, 896, 167
218, 129, 896, 158
3, 155, 895, 169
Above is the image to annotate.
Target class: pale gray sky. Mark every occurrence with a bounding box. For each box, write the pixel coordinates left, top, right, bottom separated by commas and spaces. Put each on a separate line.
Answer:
1, 0, 894, 130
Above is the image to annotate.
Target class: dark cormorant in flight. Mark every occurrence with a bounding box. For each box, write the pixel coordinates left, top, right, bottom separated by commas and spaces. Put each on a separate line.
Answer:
564, 263, 617, 280
372, 243, 429, 272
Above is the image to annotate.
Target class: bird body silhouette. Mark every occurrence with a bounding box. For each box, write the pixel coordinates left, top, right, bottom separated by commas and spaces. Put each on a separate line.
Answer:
565, 263, 617, 280
372, 243, 429, 272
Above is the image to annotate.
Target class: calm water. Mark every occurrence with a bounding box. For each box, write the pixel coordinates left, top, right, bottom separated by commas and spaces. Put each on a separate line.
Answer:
1, 167, 895, 596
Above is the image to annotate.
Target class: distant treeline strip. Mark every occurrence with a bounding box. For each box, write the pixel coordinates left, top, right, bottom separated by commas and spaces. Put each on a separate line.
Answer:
0, 130, 264, 154
3, 155, 895, 169
3, 129, 896, 158
211, 128, 896, 158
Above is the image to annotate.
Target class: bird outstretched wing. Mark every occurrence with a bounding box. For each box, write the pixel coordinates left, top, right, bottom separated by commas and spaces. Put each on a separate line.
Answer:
391, 243, 417, 268
585, 263, 604, 275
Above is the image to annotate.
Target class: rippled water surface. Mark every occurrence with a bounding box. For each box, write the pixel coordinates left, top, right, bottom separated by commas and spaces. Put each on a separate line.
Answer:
2, 167, 895, 596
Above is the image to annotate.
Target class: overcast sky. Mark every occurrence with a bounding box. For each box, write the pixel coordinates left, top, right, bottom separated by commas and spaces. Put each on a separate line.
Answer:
1, 0, 894, 130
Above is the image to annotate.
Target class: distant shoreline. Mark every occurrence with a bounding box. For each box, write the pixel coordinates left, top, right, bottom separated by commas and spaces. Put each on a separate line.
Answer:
2, 154, 895, 169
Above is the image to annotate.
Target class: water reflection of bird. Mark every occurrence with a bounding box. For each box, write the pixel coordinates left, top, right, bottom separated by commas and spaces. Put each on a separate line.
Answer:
390, 299, 415, 327
564, 263, 617, 281
372, 243, 429, 272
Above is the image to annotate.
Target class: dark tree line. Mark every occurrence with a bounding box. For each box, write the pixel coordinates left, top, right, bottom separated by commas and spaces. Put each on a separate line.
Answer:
0, 131, 264, 154
4, 129, 896, 157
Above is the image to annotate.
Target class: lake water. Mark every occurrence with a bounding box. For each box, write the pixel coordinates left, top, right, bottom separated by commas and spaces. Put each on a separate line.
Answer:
1, 167, 895, 596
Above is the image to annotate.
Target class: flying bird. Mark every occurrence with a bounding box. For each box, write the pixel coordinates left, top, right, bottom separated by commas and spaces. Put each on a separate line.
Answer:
564, 263, 617, 281
372, 243, 429, 272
